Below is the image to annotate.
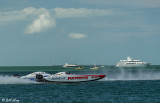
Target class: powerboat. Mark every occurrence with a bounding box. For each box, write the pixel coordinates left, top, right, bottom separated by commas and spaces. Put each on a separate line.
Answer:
19, 72, 51, 81
75, 67, 84, 70
63, 63, 78, 68
116, 57, 151, 67
90, 66, 100, 70
15, 72, 106, 83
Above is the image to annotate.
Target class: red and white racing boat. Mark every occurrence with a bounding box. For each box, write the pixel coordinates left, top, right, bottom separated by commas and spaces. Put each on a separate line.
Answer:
17, 72, 106, 83
43, 72, 106, 83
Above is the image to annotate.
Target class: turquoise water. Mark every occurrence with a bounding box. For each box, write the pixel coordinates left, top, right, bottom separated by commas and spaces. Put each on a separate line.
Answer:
0, 66, 160, 103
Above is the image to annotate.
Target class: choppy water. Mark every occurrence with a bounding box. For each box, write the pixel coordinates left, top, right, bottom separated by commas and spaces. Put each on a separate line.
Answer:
0, 66, 160, 103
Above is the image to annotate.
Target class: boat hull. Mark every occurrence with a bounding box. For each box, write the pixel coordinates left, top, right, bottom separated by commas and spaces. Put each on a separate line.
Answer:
18, 72, 106, 83
116, 63, 150, 67
43, 75, 106, 83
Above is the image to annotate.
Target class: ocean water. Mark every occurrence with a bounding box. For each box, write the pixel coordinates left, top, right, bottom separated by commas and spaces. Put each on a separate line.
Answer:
0, 66, 160, 103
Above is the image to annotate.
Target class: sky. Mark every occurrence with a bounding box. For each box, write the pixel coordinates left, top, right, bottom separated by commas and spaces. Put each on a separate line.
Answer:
0, 0, 160, 66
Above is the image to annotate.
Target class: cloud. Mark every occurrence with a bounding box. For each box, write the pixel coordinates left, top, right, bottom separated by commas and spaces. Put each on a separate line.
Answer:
23, 7, 56, 34
0, 7, 42, 24
68, 33, 87, 39
0, 10, 27, 24
0, 7, 113, 34
24, 12, 56, 34
0, 7, 56, 34
54, 8, 113, 18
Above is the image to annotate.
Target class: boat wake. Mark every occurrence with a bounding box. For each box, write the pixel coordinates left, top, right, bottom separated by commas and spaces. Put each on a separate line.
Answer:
102, 69, 160, 81
0, 75, 36, 84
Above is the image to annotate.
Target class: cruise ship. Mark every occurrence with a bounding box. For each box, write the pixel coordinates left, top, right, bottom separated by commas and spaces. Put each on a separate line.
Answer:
116, 57, 150, 67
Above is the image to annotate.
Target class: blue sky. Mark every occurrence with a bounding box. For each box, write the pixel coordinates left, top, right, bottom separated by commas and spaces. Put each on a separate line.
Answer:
0, 0, 160, 66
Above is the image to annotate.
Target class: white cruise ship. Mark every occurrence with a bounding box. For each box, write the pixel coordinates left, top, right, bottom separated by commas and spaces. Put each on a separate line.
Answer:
116, 57, 150, 67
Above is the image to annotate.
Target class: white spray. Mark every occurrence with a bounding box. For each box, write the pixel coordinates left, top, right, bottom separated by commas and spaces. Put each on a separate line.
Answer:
0, 75, 36, 84
103, 68, 160, 81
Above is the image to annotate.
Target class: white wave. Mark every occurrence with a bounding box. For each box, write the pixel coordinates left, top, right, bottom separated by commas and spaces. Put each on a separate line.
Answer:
0, 75, 36, 84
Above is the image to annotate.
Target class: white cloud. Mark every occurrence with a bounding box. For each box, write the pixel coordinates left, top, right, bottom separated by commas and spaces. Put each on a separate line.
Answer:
68, 33, 87, 39
54, 8, 113, 18
0, 7, 113, 34
0, 7, 42, 24
24, 12, 56, 34
23, 7, 56, 34
0, 7, 56, 34
0, 10, 26, 24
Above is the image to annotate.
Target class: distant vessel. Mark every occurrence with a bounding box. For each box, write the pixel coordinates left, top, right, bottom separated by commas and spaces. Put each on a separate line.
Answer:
116, 57, 150, 67
75, 67, 84, 70
90, 66, 100, 70
63, 63, 78, 68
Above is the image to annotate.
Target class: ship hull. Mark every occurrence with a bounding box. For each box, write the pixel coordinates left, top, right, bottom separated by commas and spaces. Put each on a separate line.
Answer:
116, 63, 150, 67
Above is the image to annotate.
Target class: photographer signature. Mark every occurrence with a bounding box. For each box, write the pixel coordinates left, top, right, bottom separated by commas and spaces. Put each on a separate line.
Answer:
2, 98, 19, 103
